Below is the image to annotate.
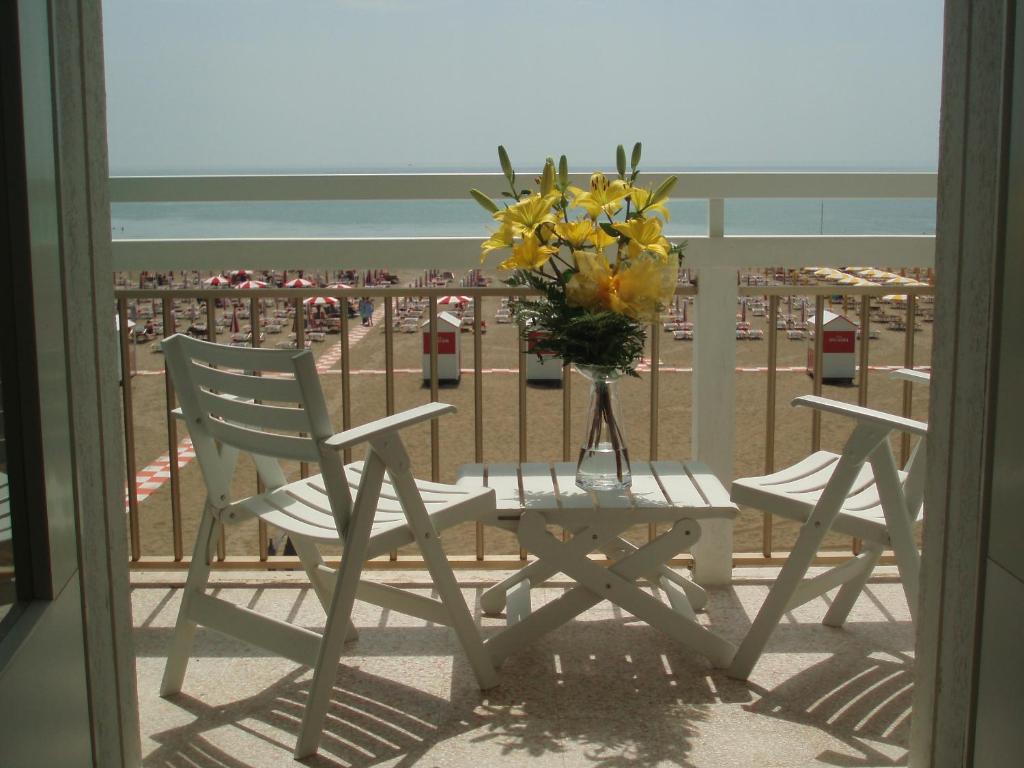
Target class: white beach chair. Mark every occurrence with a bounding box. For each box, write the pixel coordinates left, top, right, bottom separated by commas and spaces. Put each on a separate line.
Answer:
727, 369, 928, 679
158, 334, 498, 757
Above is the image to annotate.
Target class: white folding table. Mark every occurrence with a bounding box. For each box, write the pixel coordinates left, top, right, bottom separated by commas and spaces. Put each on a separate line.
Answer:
456, 460, 738, 668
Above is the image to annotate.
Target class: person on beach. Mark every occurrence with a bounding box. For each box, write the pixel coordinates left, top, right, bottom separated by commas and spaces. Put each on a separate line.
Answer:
359, 297, 372, 326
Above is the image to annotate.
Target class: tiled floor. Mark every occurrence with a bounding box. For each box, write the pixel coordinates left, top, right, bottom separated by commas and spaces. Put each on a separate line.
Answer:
132, 567, 914, 767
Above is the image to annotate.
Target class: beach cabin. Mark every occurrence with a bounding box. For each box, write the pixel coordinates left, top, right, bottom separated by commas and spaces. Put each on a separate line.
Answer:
526, 329, 563, 384
806, 310, 858, 382
421, 311, 462, 383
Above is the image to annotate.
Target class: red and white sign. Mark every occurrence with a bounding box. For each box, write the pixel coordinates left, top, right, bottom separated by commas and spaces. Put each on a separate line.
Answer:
807, 311, 858, 381
422, 331, 457, 355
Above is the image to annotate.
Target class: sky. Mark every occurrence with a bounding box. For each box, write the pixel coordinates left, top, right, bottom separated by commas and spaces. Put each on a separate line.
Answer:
102, 0, 945, 175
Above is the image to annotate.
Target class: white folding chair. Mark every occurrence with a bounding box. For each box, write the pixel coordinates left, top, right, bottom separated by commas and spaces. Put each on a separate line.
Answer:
159, 334, 498, 758
728, 369, 928, 680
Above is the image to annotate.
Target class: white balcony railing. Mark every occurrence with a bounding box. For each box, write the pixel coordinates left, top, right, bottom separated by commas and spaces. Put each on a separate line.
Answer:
111, 172, 936, 584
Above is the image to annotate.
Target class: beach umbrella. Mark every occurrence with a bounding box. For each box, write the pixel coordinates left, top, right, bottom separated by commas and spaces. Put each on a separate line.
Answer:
303, 296, 340, 307
203, 275, 230, 287
235, 279, 267, 290
230, 269, 251, 278
283, 277, 314, 288
882, 294, 908, 303
438, 295, 472, 306
326, 282, 353, 290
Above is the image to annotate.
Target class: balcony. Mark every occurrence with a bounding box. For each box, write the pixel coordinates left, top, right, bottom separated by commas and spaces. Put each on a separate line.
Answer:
115, 171, 931, 766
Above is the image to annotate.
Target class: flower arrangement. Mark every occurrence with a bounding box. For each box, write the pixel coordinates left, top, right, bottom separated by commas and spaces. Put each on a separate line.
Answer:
471, 144, 684, 490
470, 143, 684, 377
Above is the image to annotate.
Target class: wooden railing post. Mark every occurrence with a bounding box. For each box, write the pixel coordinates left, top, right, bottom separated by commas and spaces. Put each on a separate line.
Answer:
691, 198, 735, 586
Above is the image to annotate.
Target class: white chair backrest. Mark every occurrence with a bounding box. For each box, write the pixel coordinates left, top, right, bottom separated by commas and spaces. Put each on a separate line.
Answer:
162, 334, 352, 534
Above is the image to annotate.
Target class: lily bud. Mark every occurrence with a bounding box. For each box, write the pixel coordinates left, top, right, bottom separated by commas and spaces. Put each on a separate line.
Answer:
616, 145, 627, 179
558, 155, 568, 187
498, 145, 514, 184
540, 159, 555, 196
651, 175, 679, 204
631, 142, 642, 172
470, 188, 499, 213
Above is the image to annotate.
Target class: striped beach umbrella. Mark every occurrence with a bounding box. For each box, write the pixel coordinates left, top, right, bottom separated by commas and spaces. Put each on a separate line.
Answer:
235, 279, 267, 290
303, 296, 340, 307
283, 278, 314, 288
203, 275, 230, 287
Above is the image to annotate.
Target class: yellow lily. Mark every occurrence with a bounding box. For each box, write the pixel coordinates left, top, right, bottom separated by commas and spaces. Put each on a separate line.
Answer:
569, 172, 630, 219
479, 221, 516, 262
566, 251, 678, 322
554, 219, 594, 249
499, 232, 558, 271
628, 186, 670, 221
612, 254, 679, 321
614, 216, 671, 261
587, 226, 618, 253
493, 192, 560, 235
565, 251, 616, 313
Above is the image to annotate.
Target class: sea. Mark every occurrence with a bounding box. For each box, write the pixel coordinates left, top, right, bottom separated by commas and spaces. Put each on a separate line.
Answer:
110, 198, 936, 240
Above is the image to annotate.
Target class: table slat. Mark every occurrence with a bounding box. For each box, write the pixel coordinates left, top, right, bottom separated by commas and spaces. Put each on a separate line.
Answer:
520, 463, 559, 510
486, 464, 523, 510
552, 462, 597, 509
627, 462, 674, 508
651, 461, 708, 508
682, 461, 735, 508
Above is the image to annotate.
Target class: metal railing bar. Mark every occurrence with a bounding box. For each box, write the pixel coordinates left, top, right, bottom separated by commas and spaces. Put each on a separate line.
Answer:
339, 298, 352, 465
428, 297, 440, 482
763, 295, 779, 558
384, 296, 398, 562
250, 295, 268, 562
118, 296, 141, 561
473, 302, 484, 561
648, 320, 661, 543
205, 294, 227, 561
811, 295, 825, 453
162, 299, 184, 561
901, 294, 916, 467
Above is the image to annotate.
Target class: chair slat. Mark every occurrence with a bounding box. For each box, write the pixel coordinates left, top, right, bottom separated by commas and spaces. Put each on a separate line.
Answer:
191, 361, 304, 404
198, 388, 311, 433
174, 335, 308, 372
207, 418, 320, 462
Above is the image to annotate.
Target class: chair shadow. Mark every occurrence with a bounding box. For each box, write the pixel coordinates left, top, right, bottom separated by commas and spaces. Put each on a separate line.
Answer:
743, 651, 914, 767
140, 585, 717, 767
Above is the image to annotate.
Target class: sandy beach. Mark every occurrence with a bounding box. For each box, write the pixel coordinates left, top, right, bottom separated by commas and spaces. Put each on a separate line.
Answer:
121, 276, 931, 561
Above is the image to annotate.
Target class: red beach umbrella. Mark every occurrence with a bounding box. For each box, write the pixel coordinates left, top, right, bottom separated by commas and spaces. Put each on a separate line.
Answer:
283, 278, 314, 288
203, 275, 230, 287
235, 279, 267, 290
326, 282, 353, 290
438, 295, 472, 306
303, 296, 340, 307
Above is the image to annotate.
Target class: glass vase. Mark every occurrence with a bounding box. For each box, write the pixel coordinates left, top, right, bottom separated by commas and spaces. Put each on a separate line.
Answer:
575, 365, 632, 491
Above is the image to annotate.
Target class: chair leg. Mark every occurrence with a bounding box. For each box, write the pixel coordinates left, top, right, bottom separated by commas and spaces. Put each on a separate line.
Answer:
727, 519, 827, 680
822, 544, 883, 628
418, 526, 499, 689
294, 451, 385, 759
160, 504, 219, 696
290, 536, 359, 642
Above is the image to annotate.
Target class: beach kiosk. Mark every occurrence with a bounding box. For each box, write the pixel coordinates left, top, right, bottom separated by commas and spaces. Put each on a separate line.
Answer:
806, 310, 857, 383
421, 311, 462, 383
526, 329, 563, 384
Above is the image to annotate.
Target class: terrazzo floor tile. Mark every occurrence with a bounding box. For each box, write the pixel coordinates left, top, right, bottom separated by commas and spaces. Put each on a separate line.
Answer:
134, 567, 913, 767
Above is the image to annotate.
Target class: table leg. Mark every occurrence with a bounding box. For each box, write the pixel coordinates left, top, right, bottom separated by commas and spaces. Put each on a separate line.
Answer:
603, 534, 709, 611
486, 513, 735, 668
